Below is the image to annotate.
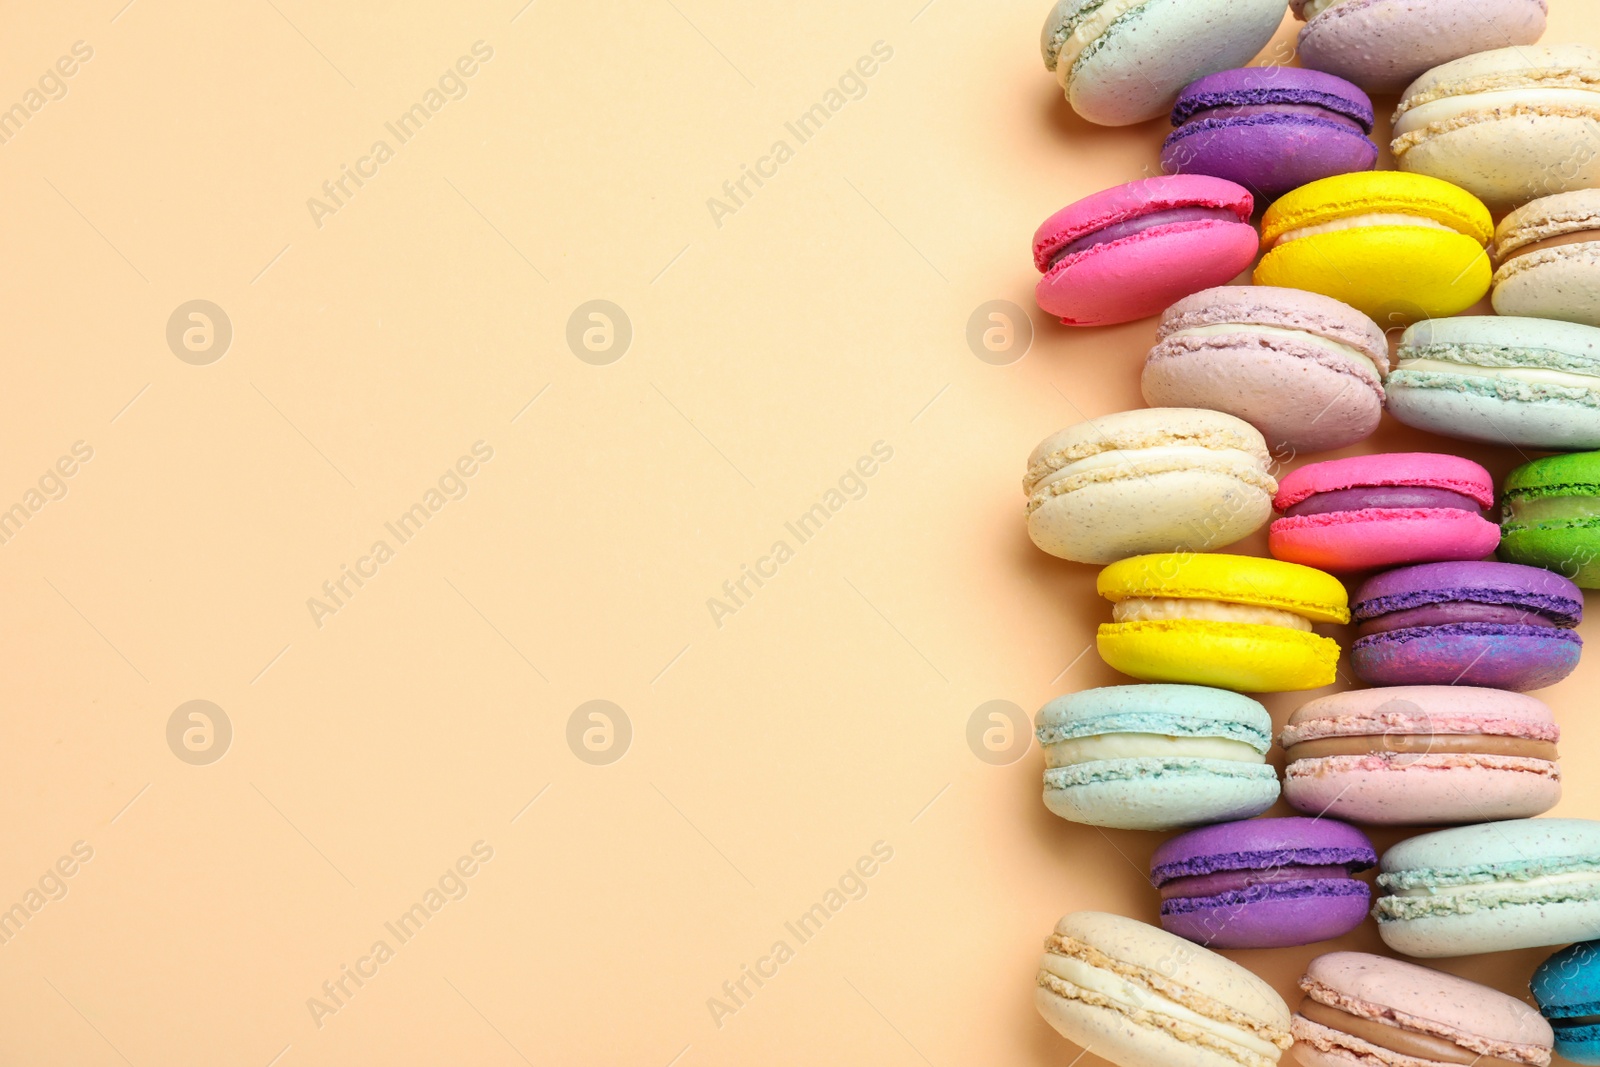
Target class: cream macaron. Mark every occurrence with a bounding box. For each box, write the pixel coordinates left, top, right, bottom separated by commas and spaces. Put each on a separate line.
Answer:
1494, 189, 1600, 325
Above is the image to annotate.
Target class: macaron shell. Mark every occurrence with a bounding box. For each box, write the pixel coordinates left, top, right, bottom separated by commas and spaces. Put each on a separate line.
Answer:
1030, 468, 1273, 564
1294, 0, 1548, 94
1163, 118, 1378, 204
1284, 756, 1561, 824
1397, 115, 1600, 209
1034, 989, 1253, 1067
1352, 627, 1580, 691
1038, 221, 1259, 327
1063, 0, 1290, 126
1493, 246, 1600, 326
1255, 227, 1491, 325
1275, 453, 1496, 508
1099, 620, 1342, 692
1384, 382, 1600, 451
1044, 760, 1281, 830
1269, 509, 1501, 572
1500, 523, 1600, 587
1099, 552, 1351, 623
1142, 335, 1382, 454
1161, 886, 1371, 949
1380, 898, 1600, 958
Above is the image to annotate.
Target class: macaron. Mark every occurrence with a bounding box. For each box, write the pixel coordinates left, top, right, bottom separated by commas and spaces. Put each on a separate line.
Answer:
1393, 45, 1600, 209
1037, 911, 1293, 1067
1281, 686, 1561, 825
1494, 190, 1600, 326
1292, 951, 1555, 1067
1374, 819, 1600, 957
1150, 817, 1376, 949
1255, 172, 1493, 327
1386, 315, 1600, 451
1035, 685, 1279, 830
1097, 553, 1349, 692
1025, 409, 1277, 564
1034, 176, 1258, 327
1350, 561, 1583, 692
1163, 68, 1378, 203
1290, 0, 1548, 95
1143, 286, 1389, 454
1533, 941, 1600, 1064
1269, 453, 1500, 572
1041, 0, 1290, 126
1501, 451, 1600, 586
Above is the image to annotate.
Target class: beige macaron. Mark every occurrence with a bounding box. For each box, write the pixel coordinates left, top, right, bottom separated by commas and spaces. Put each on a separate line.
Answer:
1393, 44, 1600, 209
1494, 189, 1600, 326
1024, 408, 1276, 565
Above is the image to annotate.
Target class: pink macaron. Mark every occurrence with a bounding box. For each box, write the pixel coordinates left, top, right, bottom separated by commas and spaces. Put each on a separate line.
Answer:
1282, 686, 1560, 825
1270, 453, 1499, 573
1033, 176, 1257, 328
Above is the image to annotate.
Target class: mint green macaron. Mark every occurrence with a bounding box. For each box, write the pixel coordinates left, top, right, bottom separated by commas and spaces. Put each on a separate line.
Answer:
1375, 819, 1600, 958
1035, 684, 1279, 831
1502, 451, 1600, 587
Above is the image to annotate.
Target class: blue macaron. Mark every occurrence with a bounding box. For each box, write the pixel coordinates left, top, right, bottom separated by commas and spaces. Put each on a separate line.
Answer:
1034, 684, 1278, 831
1534, 941, 1600, 1064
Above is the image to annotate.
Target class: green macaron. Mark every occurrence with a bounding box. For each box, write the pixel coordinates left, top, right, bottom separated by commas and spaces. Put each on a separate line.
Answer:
1501, 451, 1600, 587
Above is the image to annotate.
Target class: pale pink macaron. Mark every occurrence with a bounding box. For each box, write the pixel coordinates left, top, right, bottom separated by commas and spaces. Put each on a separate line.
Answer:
1281, 686, 1560, 826
1291, 951, 1554, 1067
1270, 453, 1499, 573
1033, 176, 1257, 328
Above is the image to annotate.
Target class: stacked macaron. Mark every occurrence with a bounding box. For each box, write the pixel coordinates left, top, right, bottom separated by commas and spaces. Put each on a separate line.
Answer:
1019, 5, 1600, 1065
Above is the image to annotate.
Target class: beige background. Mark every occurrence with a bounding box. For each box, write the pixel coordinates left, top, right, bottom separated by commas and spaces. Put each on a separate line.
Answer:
3, 2, 1598, 1064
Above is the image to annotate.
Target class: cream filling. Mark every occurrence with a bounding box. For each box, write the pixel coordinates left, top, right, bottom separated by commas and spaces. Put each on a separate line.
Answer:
1040, 954, 1281, 1060
1396, 87, 1600, 138
1044, 733, 1265, 768
1113, 597, 1315, 632
1388, 868, 1600, 898
1033, 444, 1266, 493
1301, 0, 1346, 19
1507, 495, 1600, 523
1396, 357, 1600, 391
1273, 214, 1458, 248
1168, 323, 1382, 378
1056, 0, 1150, 85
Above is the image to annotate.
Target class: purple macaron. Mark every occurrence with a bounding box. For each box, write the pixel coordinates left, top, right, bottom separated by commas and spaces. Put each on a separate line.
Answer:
1163, 68, 1378, 204
1150, 817, 1375, 949
1352, 562, 1583, 692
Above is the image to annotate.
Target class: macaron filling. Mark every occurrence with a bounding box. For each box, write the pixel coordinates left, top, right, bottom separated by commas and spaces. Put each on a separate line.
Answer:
1284, 485, 1486, 518
1043, 732, 1267, 767
1357, 603, 1564, 638
1395, 88, 1600, 139
1299, 0, 1346, 20
1177, 105, 1368, 135
1113, 597, 1315, 632
1271, 213, 1459, 248
1162, 323, 1383, 379
1504, 493, 1600, 525
1051, 0, 1153, 80
1500, 230, 1600, 265
1158, 864, 1351, 900
1285, 733, 1559, 761
1394, 356, 1600, 392
1049, 206, 1245, 267
1296, 1000, 1528, 1067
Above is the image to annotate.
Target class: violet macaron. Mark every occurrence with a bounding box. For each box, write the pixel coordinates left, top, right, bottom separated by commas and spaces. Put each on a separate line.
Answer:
1034, 176, 1257, 327
1352, 561, 1583, 691
1164, 68, 1378, 204
1151, 817, 1376, 949
1270, 454, 1500, 572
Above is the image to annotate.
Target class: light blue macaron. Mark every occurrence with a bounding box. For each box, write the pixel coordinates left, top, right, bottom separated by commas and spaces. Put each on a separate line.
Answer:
1034, 684, 1278, 831
1534, 940, 1600, 1063
1375, 818, 1600, 958
1387, 316, 1600, 451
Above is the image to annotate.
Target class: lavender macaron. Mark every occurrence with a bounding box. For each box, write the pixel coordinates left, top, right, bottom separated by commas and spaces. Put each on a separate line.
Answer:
1352, 561, 1583, 692
1165, 68, 1378, 204
1151, 817, 1376, 949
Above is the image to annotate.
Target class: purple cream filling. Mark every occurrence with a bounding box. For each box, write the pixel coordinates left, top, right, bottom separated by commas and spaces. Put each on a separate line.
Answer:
1284, 486, 1485, 518
1184, 103, 1366, 132
1159, 879, 1371, 915
1357, 604, 1561, 638
1157, 863, 1351, 901
1151, 846, 1374, 882
1354, 587, 1582, 625
1049, 206, 1242, 267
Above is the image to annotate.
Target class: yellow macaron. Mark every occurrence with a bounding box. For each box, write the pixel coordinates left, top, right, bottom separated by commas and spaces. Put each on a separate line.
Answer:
1097, 553, 1350, 692
1255, 172, 1493, 327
